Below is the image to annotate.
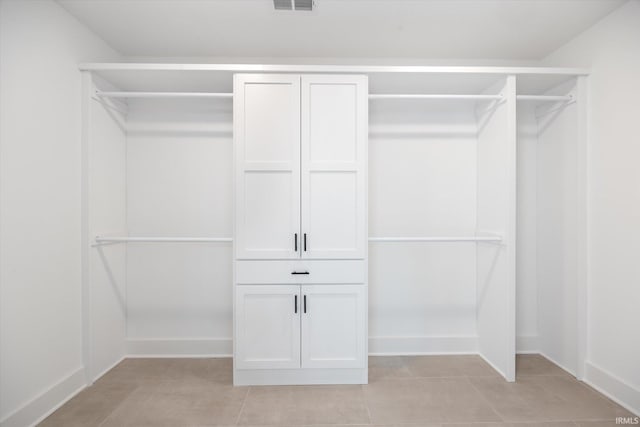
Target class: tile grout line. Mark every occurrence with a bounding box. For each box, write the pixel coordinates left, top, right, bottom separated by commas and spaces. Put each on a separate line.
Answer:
574, 375, 634, 412
234, 386, 251, 425
360, 384, 374, 425
528, 354, 631, 412
97, 382, 144, 427
467, 375, 625, 424
366, 374, 509, 381
465, 375, 507, 423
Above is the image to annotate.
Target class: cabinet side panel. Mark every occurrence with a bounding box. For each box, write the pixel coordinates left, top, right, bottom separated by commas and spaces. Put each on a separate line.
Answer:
475, 77, 516, 381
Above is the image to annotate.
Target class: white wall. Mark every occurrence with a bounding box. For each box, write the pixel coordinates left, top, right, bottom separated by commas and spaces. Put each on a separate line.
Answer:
125, 99, 233, 355
369, 100, 478, 354
544, 0, 640, 414
515, 103, 539, 352
87, 77, 128, 380
0, 1, 119, 425
124, 95, 481, 356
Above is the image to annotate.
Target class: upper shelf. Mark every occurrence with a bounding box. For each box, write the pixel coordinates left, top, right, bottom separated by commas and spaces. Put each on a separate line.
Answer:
84, 63, 588, 96
79, 63, 589, 75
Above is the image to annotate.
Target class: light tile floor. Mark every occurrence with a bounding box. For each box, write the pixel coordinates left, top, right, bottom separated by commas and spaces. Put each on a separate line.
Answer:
39, 355, 634, 426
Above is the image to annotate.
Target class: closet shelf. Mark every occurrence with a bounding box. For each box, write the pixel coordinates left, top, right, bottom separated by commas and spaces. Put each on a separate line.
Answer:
94, 92, 570, 103
368, 236, 502, 243
94, 91, 233, 99
94, 236, 233, 244
369, 94, 503, 100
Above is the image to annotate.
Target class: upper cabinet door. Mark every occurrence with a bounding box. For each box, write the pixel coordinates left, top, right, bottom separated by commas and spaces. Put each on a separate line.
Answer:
301, 75, 368, 259
234, 74, 301, 259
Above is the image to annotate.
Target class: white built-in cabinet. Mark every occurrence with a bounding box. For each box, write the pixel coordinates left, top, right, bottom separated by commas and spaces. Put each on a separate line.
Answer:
233, 74, 368, 385
235, 284, 366, 370
234, 74, 367, 260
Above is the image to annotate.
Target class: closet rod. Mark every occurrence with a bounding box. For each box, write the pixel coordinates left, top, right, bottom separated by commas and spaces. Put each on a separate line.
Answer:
95, 91, 233, 99
94, 236, 233, 243
95, 236, 502, 244
368, 94, 503, 100
368, 236, 502, 242
516, 94, 573, 102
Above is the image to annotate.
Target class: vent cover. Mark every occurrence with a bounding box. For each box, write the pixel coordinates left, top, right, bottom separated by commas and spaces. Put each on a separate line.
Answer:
274, 0, 314, 11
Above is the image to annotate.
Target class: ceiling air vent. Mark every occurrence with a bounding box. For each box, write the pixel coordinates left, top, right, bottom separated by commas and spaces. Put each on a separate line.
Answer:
274, 0, 314, 11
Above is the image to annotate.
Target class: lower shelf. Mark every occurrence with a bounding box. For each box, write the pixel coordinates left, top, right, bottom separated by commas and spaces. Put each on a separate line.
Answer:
233, 367, 368, 386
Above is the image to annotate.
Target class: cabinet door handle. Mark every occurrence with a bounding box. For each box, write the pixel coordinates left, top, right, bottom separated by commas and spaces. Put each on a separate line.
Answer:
303, 295, 307, 313
304, 233, 307, 252
291, 271, 309, 275
294, 233, 298, 252
294, 295, 298, 313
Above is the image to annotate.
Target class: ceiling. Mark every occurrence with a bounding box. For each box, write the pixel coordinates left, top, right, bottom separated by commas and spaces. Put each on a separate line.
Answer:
58, 0, 625, 60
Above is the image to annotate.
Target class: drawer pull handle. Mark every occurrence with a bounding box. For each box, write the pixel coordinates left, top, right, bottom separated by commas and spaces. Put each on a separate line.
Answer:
291, 271, 309, 275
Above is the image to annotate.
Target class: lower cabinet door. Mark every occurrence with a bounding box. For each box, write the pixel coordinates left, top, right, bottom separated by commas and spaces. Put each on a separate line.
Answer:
235, 285, 300, 369
301, 285, 366, 369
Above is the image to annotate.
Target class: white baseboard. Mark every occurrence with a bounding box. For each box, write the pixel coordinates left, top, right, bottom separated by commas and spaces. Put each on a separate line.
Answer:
91, 355, 126, 384
128, 336, 478, 357
126, 335, 540, 358
477, 351, 509, 381
126, 338, 232, 357
516, 335, 539, 354
539, 351, 577, 377
584, 361, 640, 416
0, 367, 86, 427
368, 335, 478, 355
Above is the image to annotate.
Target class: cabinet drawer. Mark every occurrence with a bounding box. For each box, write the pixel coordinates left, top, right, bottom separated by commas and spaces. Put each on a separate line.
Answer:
236, 260, 365, 285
